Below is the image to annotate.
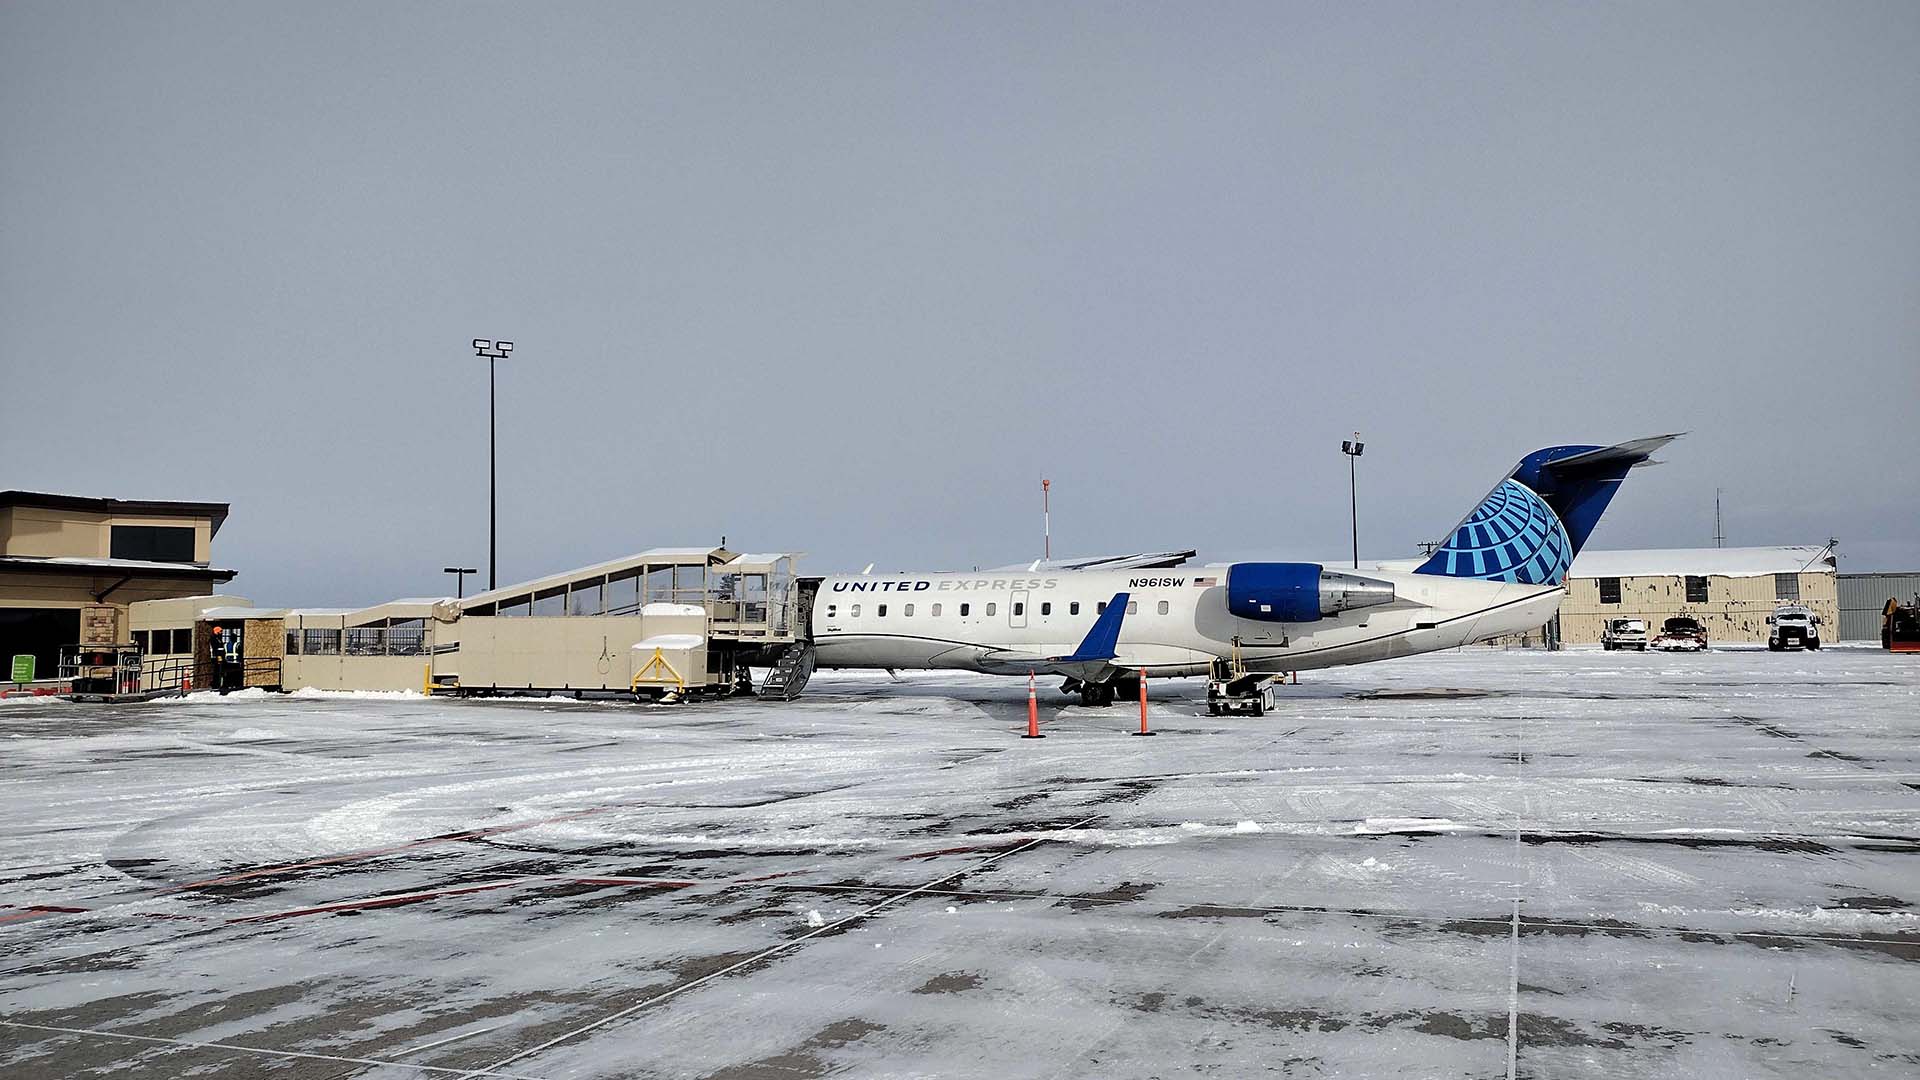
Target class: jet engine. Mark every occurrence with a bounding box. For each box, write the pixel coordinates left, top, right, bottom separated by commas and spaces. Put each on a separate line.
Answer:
1225, 563, 1396, 623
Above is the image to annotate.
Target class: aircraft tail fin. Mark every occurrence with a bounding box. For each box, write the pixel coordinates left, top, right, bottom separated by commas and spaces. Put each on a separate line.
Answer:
1414, 435, 1678, 585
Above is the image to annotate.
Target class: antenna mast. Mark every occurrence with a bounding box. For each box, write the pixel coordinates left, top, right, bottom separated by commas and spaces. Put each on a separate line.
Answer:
1713, 488, 1725, 548
1042, 478, 1051, 561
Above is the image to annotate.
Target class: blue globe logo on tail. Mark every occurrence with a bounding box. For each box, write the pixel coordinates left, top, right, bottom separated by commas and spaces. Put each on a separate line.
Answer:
1421, 479, 1572, 585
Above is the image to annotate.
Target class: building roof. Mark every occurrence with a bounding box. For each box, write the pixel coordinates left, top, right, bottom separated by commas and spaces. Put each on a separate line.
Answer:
0, 490, 231, 538
1568, 546, 1836, 580
0, 554, 237, 580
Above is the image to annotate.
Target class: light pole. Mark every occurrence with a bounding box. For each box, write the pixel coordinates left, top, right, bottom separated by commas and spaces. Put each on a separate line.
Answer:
443, 566, 477, 600
472, 339, 512, 590
1341, 433, 1365, 569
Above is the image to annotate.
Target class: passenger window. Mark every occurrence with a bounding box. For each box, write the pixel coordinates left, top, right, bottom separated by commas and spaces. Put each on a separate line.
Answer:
1013, 602, 1024, 616
1157, 600, 1169, 615
903, 604, 914, 616
1070, 602, 1080, 615
986, 602, 997, 616
851, 604, 860, 617
826, 604, 837, 618
931, 603, 942, 616
1097, 602, 1106, 614
878, 604, 888, 617
1040, 602, 1051, 616
960, 603, 970, 616
1127, 601, 1138, 614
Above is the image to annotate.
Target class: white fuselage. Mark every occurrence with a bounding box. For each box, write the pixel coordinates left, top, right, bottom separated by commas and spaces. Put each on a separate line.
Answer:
810, 567, 1565, 677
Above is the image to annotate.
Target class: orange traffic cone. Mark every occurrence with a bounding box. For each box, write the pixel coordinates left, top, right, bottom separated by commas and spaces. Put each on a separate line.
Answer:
1132, 666, 1155, 736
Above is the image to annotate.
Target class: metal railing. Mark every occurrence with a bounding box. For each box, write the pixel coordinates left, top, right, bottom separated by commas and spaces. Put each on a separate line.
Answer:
142, 655, 196, 692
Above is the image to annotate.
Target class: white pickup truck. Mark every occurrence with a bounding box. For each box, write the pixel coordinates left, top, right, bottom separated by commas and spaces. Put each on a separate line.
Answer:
1601, 618, 1649, 651
1767, 605, 1823, 651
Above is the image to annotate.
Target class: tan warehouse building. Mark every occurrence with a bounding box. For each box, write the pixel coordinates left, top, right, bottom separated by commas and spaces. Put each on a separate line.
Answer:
1559, 546, 1838, 646
1, 491, 236, 683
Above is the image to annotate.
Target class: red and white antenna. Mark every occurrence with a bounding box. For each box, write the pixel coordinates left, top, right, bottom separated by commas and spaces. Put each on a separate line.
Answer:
1042, 478, 1051, 560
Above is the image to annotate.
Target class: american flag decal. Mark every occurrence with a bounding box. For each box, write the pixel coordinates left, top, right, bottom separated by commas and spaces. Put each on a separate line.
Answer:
1193, 576, 1217, 587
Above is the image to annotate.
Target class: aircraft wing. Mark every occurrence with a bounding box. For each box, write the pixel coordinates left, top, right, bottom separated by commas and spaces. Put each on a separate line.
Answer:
973, 591, 1131, 682
986, 550, 1196, 572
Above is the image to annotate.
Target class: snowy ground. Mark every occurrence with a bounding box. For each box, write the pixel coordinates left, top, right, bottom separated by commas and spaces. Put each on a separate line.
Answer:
1, 647, 1916, 1079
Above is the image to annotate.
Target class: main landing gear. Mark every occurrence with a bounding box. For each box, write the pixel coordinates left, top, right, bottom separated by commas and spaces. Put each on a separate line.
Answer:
1060, 677, 1137, 707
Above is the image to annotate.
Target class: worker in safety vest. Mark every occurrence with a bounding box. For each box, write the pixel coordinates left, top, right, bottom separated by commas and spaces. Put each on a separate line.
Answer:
210, 625, 242, 690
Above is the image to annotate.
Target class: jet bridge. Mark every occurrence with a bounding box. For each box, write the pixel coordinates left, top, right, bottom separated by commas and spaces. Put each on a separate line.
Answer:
439, 547, 809, 699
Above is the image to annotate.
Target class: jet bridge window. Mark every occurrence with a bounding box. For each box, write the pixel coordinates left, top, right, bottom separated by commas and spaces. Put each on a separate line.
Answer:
531, 586, 566, 616
607, 571, 641, 616
1685, 575, 1708, 604
569, 579, 604, 616
302, 628, 341, 656
1598, 578, 1621, 605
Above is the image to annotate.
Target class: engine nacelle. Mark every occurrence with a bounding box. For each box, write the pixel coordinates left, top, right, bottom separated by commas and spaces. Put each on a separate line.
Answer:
1225, 563, 1396, 623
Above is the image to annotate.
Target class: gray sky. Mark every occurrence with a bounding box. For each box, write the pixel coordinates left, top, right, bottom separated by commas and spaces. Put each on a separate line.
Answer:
4, 2, 1916, 606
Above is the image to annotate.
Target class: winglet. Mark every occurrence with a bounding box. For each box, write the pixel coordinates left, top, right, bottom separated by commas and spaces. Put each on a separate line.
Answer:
1058, 592, 1129, 662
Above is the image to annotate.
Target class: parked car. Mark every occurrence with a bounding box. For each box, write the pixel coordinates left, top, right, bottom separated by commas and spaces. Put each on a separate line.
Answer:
1653, 615, 1709, 651
1767, 605, 1822, 651
1602, 618, 1649, 650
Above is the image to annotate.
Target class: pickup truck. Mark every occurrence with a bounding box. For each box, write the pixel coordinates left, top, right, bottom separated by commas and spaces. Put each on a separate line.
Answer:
1767, 605, 1822, 651
1601, 619, 1649, 651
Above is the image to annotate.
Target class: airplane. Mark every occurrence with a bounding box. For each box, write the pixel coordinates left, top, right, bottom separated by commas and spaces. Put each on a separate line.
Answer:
809, 436, 1678, 706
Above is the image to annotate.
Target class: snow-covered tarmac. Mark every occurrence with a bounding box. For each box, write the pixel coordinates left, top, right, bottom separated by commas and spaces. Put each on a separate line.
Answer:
2, 647, 1916, 1078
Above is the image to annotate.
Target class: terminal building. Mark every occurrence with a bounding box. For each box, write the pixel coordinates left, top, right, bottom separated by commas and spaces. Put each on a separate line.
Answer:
1, 490, 235, 685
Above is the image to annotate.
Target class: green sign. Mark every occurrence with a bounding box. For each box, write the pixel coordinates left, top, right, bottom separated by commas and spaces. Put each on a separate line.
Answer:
10, 654, 33, 684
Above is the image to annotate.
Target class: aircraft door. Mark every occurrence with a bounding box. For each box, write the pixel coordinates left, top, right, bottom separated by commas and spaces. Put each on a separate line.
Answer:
1009, 590, 1028, 629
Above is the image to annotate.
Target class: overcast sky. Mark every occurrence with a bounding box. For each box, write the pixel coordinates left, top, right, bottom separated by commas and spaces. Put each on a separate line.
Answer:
3, 2, 1916, 606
